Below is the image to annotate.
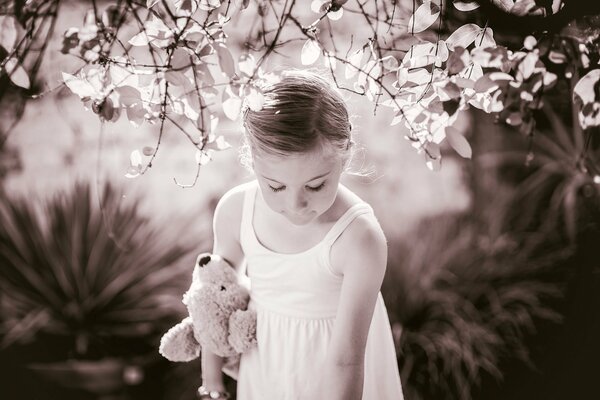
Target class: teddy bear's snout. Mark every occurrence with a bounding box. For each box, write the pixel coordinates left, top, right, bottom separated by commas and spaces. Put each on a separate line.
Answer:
220, 285, 226, 291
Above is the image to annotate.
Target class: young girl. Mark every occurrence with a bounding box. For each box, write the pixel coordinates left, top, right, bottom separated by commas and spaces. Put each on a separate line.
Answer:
199, 70, 404, 400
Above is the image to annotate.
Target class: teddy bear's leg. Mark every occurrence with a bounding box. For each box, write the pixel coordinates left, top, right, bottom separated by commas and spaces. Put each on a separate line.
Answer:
228, 309, 257, 354
159, 317, 201, 362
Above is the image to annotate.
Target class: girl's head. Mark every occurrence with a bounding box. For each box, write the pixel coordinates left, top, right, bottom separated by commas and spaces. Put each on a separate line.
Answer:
242, 69, 352, 166
241, 70, 354, 225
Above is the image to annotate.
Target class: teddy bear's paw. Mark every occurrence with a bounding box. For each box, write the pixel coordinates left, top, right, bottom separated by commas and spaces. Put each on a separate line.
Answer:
228, 309, 258, 353
159, 317, 201, 362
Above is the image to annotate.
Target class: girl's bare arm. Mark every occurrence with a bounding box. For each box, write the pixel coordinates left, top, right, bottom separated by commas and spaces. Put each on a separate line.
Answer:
315, 214, 388, 400
202, 187, 246, 391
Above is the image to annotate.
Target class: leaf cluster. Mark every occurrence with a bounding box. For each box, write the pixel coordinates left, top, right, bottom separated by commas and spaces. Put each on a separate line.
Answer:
0, 182, 196, 359
384, 213, 571, 400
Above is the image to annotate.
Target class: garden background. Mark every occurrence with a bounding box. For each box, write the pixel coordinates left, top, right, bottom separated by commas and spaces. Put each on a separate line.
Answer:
0, 1, 599, 400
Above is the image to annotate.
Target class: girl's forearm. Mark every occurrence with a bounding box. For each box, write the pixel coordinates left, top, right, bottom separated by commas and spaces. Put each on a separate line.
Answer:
201, 350, 226, 391
317, 362, 364, 400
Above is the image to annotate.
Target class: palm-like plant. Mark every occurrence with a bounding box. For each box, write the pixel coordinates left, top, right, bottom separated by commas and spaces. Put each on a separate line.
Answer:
383, 213, 572, 400
479, 101, 600, 241
0, 182, 197, 360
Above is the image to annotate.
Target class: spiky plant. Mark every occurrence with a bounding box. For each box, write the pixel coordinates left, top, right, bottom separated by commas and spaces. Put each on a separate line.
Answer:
383, 213, 571, 400
0, 181, 197, 360
479, 102, 600, 241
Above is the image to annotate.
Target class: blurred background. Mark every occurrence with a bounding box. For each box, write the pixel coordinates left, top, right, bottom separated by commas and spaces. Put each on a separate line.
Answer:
1, 1, 599, 400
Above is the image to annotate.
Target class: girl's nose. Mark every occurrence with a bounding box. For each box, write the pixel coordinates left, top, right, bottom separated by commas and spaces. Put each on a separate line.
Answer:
289, 191, 308, 212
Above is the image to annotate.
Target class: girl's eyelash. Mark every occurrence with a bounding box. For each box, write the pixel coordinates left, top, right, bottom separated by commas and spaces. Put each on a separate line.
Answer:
307, 182, 326, 192
269, 185, 285, 192
268, 182, 326, 192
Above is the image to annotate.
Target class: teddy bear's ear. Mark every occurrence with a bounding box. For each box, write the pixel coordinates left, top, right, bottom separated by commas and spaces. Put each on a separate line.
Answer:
196, 253, 212, 268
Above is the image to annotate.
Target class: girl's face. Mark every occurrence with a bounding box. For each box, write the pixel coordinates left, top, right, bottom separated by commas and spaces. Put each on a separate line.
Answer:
252, 145, 344, 226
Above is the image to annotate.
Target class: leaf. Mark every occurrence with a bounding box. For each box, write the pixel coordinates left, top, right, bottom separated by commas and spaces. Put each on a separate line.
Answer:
146, 0, 160, 7
128, 32, 150, 46
170, 48, 191, 70
548, 50, 567, 64
124, 165, 141, 178
222, 88, 242, 120
397, 67, 430, 87
311, 0, 330, 13
62, 72, 97, 98
408, 1, 441, 34
474, 27, 495, 48
199, 0, 223, 11
453, 1, 480, 11
142, 146, 155, 156
100, 97, 118, 121
130, 150, 142, 167
207, 135, 231, 151
446, 46, 470, 75
381, 55, 398, 71
244, 86, 264, 111
424, 142, 442, 171
4, 57, 30, 89
195, 149, 214, 165
494, 0, 515, 12
523, 35, 537, 50
215, 43, 236, 77
61, 27, 80, 54
573, 69, 600, 104
115, 86, 142, 106
474, 75, 499, 93
446, 24, 480, 50
517, 52, 538, 80
543, 71, 557, 88
345, 48, 364, 79
165, 70, 190, 87
328, 8, 344, 21
0, 15, 18, 52
510, 0, 536, 16
238, 53, 256, 77
301, 39, 320, 66
126, 103, 146, 127
445, 126, 472, 158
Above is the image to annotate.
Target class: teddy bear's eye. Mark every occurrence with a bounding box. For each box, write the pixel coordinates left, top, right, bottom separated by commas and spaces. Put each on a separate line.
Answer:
220, 285, 226, 291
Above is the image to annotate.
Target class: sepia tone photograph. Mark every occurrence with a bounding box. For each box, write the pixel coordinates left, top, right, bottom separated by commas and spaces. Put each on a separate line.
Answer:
0, 1, 599, 399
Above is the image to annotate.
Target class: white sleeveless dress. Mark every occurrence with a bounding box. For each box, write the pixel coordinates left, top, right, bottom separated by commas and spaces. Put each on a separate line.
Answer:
236, 181, 404, 400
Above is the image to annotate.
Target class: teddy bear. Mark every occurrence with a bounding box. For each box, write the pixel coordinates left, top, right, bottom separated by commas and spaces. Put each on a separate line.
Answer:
159, 252, 257, 373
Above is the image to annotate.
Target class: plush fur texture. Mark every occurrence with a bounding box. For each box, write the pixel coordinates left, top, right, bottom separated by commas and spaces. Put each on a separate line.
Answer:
159, 253, 257, 364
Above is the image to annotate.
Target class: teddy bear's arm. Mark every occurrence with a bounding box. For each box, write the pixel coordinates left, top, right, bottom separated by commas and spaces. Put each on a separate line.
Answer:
228, 309, 257, 354
159, 317, 201, 362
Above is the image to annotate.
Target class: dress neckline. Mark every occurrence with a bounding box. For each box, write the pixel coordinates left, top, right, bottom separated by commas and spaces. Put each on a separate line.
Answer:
248, 183, 367, 257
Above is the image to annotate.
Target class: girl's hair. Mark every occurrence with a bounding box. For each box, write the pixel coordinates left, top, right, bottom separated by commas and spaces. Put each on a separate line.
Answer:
241, 70, 353, 169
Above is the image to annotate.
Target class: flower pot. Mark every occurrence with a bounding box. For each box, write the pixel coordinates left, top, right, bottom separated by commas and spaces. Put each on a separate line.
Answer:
26, 356, 151, 400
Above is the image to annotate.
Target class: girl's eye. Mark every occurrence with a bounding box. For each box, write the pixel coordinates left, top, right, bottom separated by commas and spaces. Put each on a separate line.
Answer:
269, 185, 285, 193
306, 182, 326, 192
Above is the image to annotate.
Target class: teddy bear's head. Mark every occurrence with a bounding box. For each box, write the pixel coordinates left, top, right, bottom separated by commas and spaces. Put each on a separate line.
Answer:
183, 254, 245, 309
159, 253, 256, 364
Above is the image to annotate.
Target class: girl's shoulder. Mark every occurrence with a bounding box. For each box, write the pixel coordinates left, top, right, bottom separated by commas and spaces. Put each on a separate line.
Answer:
330, 186, 386, 274
213, 181, 255, 239
216, 181, 255, 209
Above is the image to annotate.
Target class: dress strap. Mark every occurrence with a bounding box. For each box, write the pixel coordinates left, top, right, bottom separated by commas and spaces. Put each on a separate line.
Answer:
321, 203, 373, 248
318, 203, 374, 277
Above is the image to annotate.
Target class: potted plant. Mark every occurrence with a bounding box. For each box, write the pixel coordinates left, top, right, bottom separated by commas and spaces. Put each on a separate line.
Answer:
0, 181, 200, 399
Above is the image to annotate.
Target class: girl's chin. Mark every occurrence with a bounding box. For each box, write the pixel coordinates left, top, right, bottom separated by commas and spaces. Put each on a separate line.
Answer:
284, 212, 316, 226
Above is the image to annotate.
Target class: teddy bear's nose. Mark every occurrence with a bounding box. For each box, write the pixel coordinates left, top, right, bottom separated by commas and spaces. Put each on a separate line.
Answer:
220, 285, 226, 291
197, 255, 211, 267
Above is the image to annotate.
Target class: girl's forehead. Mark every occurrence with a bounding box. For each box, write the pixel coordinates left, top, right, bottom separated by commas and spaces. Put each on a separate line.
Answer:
253, 148, 342, 182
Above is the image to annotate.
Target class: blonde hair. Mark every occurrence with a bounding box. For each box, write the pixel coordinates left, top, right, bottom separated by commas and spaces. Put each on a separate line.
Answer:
241, 69, 353, 169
